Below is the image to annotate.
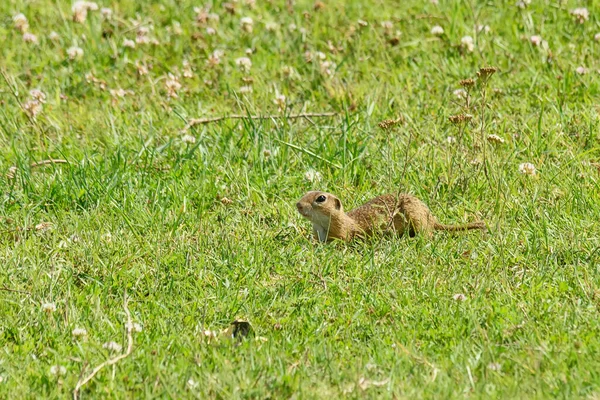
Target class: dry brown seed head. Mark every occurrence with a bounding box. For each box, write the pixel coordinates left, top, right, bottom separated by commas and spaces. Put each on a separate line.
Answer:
477, 66, 498, 82
448, 114, 473, 124
459, 78, 475, 88
378, 118, 402, 130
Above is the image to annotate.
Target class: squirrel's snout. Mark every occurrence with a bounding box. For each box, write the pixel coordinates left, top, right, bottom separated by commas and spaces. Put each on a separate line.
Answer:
296, 202, 307, 216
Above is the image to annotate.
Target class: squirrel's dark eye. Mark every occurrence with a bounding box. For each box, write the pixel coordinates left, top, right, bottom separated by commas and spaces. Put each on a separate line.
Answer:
315, 195, 327, 203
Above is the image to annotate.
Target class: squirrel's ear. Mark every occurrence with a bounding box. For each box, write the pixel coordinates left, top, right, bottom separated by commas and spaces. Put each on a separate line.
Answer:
334, 198, 341, 210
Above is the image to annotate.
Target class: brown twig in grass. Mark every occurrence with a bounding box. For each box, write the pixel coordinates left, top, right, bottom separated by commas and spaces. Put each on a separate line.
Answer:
73, 293, 134, 400
7, 159, 68, 179
184, 112, 338, 130
0, 286, 31, 295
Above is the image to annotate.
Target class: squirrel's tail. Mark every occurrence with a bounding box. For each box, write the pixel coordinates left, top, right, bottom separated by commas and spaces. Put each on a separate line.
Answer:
434, 221, 486, 232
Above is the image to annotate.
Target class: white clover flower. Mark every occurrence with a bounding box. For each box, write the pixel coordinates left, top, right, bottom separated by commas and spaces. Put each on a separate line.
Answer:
206, 27, 216, 35
516, 0, 531, 8
239, 85, 253, 93
431, 25, 444, 36
571, 8, 589, 24
123, 39, 135, 48
165, 73, 182, 98
453, 293, 467, 301
208, 50, 224, 66
235, 57, 252, 73
29, 89, 46, 104
240, 17, 254, 33
103, 341, 122, 352
446, 136, 456, 144
136, 62, 149, 76
595, 33, 600, 41
49, 365, 67, 376
13, 13, 29, 33
109, 88, 127, 98
304, 169, 322, 183
48, 31, 60, 41
67, 46, 84, 60
72, 327, 88, 338
42, 302, 57, 313
35, 222, 53, 231
357, 19, 368, 28
72, 1, 98, 23
288, 23, 297, 32
182, 60, 193, 78
181, 134, 196, 144
576, 66, 587, 75
461, 35, 474, 52
23, 33, 38, 44
519, 162, 536, 176
381, 21, 393, 31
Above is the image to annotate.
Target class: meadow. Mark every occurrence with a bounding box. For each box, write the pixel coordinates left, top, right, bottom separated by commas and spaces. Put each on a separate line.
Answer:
1, 0, 600, 398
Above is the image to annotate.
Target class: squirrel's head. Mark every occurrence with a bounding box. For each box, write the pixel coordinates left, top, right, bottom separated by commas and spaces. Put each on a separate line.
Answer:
296, 191, 343, 223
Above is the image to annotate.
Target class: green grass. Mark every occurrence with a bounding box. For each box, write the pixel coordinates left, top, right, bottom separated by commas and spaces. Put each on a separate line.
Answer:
1, 0, 600, 398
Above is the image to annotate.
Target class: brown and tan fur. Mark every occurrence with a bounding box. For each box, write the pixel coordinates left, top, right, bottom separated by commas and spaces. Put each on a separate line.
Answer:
296, 191, 485, 242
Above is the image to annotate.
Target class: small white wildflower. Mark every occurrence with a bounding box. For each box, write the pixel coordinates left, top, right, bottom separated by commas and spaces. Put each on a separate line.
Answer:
288, 23, 297, 32
136, 61, 149, 76
530, 35, 542, 46
100, 7, 112, 19
516, 0, 531, 8
206, 27, 216, 35
13, 13, 29, 33
182, 60, 193, 78
103, 341, 122, 352
239, 85, 253, 93
126, 321, 143, 333
187, 378, 198, 388
22, 33, 38, 44
48, 31, 60, 41
67, 46, 84, 60
576, 66, 587, 75
304, 169, 322, 183
265, 22, 278, 32
29, 89, 46, 104
319, 60, 336, 77
240, 17, 254, 33
453, 88, 467, 99
431, 25, 444, 36
570, 8, 589, 24
273, 94, 286, 110
476, 25, 491, 34
35, 222, 53, 231
487, 134, 505, 144
245, 48, 253, 56
487, 362, 502, 371
453, 293, 467, 301
595, 33, 600, 41
42, 302, 57, 313
72, 1, 98, 23
519, 162, 537, 176
109, 88, 127, 98
381, 21, 393, 31
208, 50, 224, 66
235, 57, 252, 73
49, 365, 67, 376
446, 136, 456, 144
123, 39, 135, 48
72, 327, 88, 338
357, 19, 368, 28
181, 134, 196, 144
165, 73, 182, 98
461, 35, 474, 52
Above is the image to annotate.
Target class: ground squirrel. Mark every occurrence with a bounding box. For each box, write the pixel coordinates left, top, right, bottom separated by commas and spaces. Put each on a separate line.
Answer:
296, 191, 485, 242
